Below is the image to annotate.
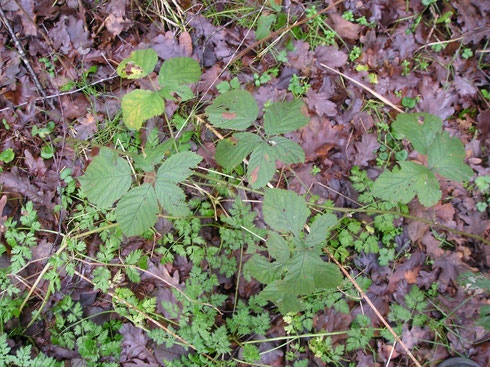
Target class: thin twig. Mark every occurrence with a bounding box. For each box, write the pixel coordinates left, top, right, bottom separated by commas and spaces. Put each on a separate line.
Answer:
0, 5, 55, 110
324, 248, 422, 367
320, 63, 404, 113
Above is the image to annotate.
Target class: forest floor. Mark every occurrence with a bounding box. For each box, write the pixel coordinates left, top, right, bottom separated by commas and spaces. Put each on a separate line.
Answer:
0, 0, 489, 366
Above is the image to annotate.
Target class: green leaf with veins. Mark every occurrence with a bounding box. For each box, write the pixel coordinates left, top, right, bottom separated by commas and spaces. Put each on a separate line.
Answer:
115, 183, 159, 236
305, 213, 338, 248
263, 100, 309, 136
247, 142, 276, 189
428, 132, 473, 182
158, 57, 201, 89
262, 188, 309, 235
121, 90, 165, 130
392, 112, 442, 155
206, 89, 258, 130
133, 139, 174, 172
215, 132, 262, 170
156, 151, 202, 183
372, 161, 441, 207
255, 14, 276, 40
266, 231, 290, 264
247, 255, 283, 284
117, 49, 158, 79
154, 180, 191, 217
269, 136, 305, 165
78, 147, 132, 208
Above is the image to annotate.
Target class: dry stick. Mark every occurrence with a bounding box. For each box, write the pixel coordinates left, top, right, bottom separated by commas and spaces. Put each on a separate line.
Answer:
0, 6, 55, 110
73, 270, 213, 360
0, 75, 119, 113
12, 0, 75, 79
324, 249, 422, 367
320, 63, 404, 113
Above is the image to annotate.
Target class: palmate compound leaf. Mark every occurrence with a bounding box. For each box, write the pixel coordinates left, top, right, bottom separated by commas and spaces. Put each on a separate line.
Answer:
215, 132, 262, 170
121, 90, 165, 130
116, 48, 158, 79
263, 188, 309, 236
263, 99, 309, 136
372, 161, 442, 207
392, 112, 442, 155
247, 142, 276, 189
205, 89, 258, 130
78, 147, 132, 208
428, 131, 474, 182
115, 183, 159, 237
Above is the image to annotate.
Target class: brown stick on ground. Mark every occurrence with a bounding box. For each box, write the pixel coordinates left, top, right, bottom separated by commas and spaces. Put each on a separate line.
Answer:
0, 6, 55, 110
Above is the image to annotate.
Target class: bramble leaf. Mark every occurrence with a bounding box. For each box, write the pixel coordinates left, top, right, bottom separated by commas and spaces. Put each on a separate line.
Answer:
266, 231, 290, 264
154, 180, 191, 217
78, 147, 132, 208
117, 49, 158, 79
256, 14, 276, 40
269, 136, 305, 165
206, 89, 258, 130
263, 188, 309, 235
158, 57, 201, 89
392, 112, 442, 155
156, 151, 202, 183
115, 183, 159, 236
247, 142, 276, 189
305, 213, 338, 248
247, 255, 283, 284
428, 131, 473, 182
215, 132, 262, 170
263, 100, 309, 136
372, 161, 441, 207
133, 139, 174, 172
121, 90, 165, 130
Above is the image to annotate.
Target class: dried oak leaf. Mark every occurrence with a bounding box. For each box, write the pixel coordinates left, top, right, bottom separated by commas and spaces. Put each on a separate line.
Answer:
287, 40, 313, 70
120, 324, 159, 367
352, 133, 380, 167
0, 167, 53, 207
330, 13, 360, 40
433, 251, 476, 291
105, 0, 132, 36
305, 89, 337, 117
24, 150, 47, 177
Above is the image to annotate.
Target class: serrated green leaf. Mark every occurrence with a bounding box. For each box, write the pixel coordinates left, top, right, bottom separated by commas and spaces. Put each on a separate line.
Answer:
305, 213, 338, 248
115, 183, 159, 236
121, 90, 165, 130
266, 232, 290, 264
158, 57, 201, 89
263, 188, 309, 235
281, 249, 343, 295
117, 49, 158, 79
247, 142, 276, 189
392, 112, 442, 155
260, 283, 305, 313
78, 147, 132, 208
269, 136, 305, 165
215, 132, 262, 170
206, 89, 258, 130
263, 100, 309, 136
372, 161, 441, 207
157, 151, 202, 183
133, 139, 174, 172
154, 180, 191, 217
428, 132, 473, 182
247, 255, 283, 284
256, 14, 276, 40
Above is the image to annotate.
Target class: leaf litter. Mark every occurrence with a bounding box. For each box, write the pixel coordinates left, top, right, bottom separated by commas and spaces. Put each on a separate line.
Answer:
0, 0, 488, 365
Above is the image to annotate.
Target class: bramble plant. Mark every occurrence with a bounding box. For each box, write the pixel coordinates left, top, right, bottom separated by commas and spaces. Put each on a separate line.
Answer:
372, 112, 474, 207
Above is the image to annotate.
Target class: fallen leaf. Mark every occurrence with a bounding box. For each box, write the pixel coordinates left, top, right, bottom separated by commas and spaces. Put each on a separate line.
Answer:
353, 133, 380, 167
